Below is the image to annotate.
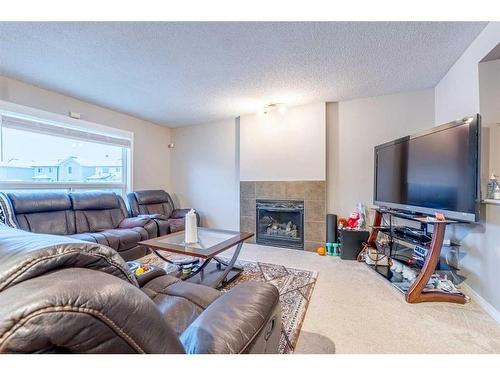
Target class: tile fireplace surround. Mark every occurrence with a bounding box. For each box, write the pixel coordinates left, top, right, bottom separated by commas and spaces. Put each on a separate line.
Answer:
240, 181, 326, 252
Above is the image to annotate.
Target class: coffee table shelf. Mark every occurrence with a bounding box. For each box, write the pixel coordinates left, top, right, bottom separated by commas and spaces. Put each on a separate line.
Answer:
139, 228, 253, 288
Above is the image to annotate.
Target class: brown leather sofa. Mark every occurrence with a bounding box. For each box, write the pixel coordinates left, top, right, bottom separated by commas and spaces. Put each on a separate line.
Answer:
127, 190, 198, 236
0, 225, 282, 354
3, 191, 157, 260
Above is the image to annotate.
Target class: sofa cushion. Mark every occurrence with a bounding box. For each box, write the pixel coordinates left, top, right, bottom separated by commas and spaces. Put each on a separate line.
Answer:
16, 210, 75, 235
71, 192, 128, 233
7, 192, 71, 214
6, 192, 75, 235
76, 210, 117, 232
142, 275, 220, 336
99, 228, 145, 251
70, 192, 120, 210
134, 190, 171, 205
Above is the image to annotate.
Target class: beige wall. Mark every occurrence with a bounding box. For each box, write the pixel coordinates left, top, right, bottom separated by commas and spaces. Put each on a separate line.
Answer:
327, 89, 435, 217
240, 102, 326, 181
0, 76, 172, 191
170, 118, 239, 230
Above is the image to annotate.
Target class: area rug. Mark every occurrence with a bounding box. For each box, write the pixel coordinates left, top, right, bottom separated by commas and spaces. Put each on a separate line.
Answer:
137, 253, 318, 354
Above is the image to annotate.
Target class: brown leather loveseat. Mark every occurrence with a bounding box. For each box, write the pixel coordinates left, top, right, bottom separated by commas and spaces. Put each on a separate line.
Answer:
0, 225, 282, 354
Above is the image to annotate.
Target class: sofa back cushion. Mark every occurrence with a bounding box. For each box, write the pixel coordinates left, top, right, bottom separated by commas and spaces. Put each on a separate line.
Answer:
70, 191, 128, 233
129, 190, 174, 218
7, 192, 75, 235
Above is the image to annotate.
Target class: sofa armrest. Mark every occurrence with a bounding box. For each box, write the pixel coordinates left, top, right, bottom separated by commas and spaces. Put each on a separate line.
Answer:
138, 213, 169, 221
170, 209, 200, 225
0, 268, 185, 354
135, 266, 167, 287
170, 208, 190, 219
119, 217, 150, 229
180, 281, 281, 354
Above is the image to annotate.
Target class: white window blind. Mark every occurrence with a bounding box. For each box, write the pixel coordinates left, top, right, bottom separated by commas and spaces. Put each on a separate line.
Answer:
1, 115, 131, 148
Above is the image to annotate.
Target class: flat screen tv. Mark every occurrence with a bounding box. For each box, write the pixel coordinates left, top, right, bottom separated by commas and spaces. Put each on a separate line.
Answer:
374, 114, 481, 222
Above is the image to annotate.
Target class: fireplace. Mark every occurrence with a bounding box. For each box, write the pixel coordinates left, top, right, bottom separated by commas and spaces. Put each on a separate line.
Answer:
256, 199, 304, 250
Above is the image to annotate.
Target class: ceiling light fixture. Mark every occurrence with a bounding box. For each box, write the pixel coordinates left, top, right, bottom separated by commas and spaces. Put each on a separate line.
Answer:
260, 103, 287, 115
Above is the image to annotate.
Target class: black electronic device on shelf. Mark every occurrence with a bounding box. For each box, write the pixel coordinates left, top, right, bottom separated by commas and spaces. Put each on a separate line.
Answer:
393, 226, 432, 243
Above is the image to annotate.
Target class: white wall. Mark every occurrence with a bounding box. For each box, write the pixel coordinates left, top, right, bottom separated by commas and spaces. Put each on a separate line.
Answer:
170, 118, 239, 230
240, 102, 326, 181
0, 76, 172, 191
328, 89, 435, 217
434, 23, 500, 317
435, 22, 500, 124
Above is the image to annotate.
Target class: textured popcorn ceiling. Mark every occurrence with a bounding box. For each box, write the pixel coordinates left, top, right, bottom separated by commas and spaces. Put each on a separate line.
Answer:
0, 22, 487, 127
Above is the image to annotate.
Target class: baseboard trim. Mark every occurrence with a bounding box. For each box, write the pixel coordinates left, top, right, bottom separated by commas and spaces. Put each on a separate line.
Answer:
461, 282, 500, 324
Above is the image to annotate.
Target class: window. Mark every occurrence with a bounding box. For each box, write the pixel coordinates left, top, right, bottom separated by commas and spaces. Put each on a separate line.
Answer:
0, 108, 132, 196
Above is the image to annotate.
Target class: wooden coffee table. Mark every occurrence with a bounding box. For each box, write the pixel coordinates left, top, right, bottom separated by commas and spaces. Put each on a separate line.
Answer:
139, 228, 253, 288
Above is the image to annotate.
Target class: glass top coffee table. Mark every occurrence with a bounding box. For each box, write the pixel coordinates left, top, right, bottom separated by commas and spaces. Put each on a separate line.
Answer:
139, 228, 253, 288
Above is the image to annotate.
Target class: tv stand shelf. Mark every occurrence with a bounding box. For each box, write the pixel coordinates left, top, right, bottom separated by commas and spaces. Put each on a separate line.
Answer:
362, 209, 468, 304
369, 225, 461, 248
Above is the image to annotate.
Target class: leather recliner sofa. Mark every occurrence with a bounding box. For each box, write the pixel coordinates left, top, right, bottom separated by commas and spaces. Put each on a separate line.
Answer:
3, 191, 157, 260
127, 190, 198, 236
0, 225, 282, 354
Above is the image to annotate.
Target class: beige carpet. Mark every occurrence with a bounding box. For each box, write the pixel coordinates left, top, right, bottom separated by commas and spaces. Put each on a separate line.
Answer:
222, 243, 500, 354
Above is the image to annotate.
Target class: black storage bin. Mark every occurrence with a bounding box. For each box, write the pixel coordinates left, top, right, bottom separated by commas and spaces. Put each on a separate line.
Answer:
339, 229, 369, 260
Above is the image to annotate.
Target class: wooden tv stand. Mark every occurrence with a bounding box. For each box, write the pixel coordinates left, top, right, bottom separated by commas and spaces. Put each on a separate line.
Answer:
361, 208, 468, 304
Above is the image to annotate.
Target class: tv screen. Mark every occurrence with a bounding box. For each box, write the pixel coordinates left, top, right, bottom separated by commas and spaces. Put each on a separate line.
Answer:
374, 115, 480, 222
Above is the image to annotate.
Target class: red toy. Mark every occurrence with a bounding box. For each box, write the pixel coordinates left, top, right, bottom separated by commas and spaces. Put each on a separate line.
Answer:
346, 212, 360, 229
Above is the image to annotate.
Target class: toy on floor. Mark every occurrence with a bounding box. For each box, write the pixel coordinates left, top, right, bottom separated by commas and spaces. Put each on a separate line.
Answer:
325, 242, 340, 256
